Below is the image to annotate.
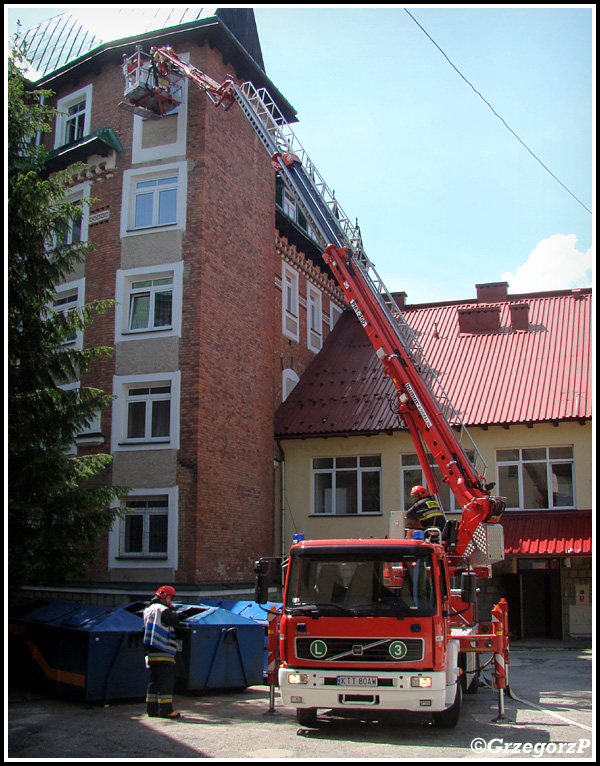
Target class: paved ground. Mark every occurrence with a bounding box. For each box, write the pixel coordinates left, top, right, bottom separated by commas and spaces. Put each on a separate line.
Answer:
6, 641, 594, 761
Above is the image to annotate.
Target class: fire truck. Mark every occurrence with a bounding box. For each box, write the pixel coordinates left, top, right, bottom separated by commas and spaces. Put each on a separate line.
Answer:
120, 46, 510, 728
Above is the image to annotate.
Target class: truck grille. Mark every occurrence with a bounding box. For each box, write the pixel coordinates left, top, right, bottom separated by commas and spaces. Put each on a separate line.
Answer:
295, 637, 424, 663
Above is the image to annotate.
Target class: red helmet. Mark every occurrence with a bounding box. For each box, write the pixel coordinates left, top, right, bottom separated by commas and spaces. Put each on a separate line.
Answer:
156, 585, 176, 599
410, 485, 429, 500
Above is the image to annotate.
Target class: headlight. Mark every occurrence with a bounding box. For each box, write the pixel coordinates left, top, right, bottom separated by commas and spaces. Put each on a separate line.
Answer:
411, 676, 432, 688
288, 673, 309, 685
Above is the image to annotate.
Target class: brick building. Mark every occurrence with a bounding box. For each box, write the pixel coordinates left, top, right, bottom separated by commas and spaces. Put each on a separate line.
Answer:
21, 8, 344, 602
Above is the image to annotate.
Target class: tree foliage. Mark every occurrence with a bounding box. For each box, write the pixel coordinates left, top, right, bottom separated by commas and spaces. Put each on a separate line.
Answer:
8, 41, 127, 590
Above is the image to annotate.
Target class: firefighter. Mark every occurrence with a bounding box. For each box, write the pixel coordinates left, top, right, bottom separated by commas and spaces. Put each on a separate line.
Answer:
143, 585, 182, 719
405, 485, 446, 532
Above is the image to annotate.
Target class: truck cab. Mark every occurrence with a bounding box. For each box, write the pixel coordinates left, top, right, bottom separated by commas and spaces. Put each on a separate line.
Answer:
278, 538, 462, 727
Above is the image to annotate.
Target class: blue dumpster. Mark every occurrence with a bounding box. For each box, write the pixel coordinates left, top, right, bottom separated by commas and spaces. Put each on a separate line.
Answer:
8, 600, 147, 702
175, 605, 264, 691
196, 600, 282, 680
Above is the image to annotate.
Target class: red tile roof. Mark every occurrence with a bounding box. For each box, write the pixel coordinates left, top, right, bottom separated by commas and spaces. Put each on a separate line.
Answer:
501, 510, 592, 556
275, 287, 592, 437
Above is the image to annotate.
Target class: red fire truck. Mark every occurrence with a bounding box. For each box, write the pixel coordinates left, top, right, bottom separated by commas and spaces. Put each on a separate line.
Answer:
120, 46, 510, 728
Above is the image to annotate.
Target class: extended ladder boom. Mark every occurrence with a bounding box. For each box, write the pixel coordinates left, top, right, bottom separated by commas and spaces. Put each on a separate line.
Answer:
122, 46, 506, 568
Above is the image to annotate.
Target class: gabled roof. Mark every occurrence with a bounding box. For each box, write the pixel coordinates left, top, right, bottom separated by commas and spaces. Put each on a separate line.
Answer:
16, 7, 263, 80
274, 286, 592, 438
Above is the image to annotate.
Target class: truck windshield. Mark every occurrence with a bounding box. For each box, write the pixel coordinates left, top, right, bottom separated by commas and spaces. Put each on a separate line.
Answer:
285, 550, 437, 617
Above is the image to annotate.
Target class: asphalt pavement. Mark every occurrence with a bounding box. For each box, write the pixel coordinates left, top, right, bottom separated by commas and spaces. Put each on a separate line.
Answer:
6, 641, 594, 761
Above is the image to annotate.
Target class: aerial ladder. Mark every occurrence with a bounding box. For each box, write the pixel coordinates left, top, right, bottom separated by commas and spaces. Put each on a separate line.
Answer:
119, 45, 506, 575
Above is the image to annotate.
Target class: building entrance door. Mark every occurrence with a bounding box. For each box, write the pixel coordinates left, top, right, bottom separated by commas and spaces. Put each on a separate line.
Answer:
519, 559, 562, 639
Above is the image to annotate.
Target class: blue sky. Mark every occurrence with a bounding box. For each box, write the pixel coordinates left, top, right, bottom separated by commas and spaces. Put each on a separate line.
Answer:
7, 5, 594, 303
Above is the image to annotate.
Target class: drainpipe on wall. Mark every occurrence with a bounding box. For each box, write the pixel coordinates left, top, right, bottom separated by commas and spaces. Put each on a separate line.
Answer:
276, 439, 286, 590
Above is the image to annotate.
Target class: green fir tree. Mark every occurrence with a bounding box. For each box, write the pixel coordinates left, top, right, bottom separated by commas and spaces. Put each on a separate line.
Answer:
8, 40, 128, 591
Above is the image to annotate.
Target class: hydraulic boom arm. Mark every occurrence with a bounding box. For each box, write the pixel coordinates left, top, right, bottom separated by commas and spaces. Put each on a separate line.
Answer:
121, 45, 506, 568
321, 245, 505, 565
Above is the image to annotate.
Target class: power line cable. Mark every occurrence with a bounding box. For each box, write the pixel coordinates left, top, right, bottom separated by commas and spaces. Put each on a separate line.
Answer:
404, 8, 591, 215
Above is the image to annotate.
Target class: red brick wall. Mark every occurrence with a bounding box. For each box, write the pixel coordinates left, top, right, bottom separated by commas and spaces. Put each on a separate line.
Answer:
176, 42, 277, 583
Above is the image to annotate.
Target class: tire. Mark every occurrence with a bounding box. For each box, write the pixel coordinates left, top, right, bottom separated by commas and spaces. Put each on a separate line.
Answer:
432, 683, 462, 728
296, 707, 318, 727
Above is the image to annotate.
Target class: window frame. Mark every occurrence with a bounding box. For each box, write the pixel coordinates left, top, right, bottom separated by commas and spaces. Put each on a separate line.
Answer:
119, 494, 170, 559
312, 455, 382, 516
52, 277, 86, 349
108, 486, 178, 569
120, 161, 187, 237
115, 262, 183, 342
131, 51, 189, 164
54, 85, 93, 149
496, 446, 576, 511
307, 283, 323, 352
111, 371, 181, 452
133, 175, 178, 229
282, 262, 300, 341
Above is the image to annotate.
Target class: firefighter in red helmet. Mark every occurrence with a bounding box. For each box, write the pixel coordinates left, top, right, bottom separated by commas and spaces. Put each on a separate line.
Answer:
143, 585, 182, 718
405, 485, 446, 533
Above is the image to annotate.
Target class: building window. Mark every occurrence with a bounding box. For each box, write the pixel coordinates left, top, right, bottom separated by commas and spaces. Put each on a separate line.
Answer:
57, 381, 103, 454
400, 452, 476, 513
129, 275, 173, 331
131, 51, 189, 164
109, 486, 178, 569
52, 278, 85, 349
55, 85, 93, 148
126, 385, 171, 442
282, 263, 299, 341
282, 189, 296, 219
120, 495, 169, 558
496, 447, 575, 510
115, 263, 183, 341
307, 284, 322, 352
49, 181, 90, 251
312, 456, 381, 515
134, 175, 177, 229
121, 162, 187, 237
112, 372, 180, 452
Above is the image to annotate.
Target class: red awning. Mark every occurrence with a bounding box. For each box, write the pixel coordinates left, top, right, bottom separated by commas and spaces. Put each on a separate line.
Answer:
501, 510, 592, 556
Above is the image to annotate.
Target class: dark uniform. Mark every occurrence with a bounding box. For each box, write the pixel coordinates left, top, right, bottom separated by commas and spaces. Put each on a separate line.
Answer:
143, 590, 181, 718
406, 495, 446, 531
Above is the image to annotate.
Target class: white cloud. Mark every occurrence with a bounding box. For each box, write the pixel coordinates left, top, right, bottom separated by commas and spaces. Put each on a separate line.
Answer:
502, 234, 593, 294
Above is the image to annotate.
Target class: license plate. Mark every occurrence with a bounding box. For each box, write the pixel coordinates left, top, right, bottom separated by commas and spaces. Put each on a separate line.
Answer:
337, 676, 377, 687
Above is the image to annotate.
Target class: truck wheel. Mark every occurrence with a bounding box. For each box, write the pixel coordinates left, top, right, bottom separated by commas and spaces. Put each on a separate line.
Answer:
296, 707, 318, 727
432, 683, 461, 728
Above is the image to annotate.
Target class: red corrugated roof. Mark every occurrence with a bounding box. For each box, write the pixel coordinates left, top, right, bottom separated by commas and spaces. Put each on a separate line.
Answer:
501, 510, 592, 556
275, 288, 592, 437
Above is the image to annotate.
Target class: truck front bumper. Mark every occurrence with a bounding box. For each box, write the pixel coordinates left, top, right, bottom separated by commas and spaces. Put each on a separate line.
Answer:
279, 667, 453, 712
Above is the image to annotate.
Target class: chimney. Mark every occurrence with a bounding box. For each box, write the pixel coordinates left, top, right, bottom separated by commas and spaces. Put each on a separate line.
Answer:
458, 305, 501, 334
509, 302, 529, 331
476, 282, 508, 303
392, 291, 408, 309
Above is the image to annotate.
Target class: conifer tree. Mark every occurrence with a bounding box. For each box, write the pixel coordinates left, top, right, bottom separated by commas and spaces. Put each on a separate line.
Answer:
8, 41, 127, 590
